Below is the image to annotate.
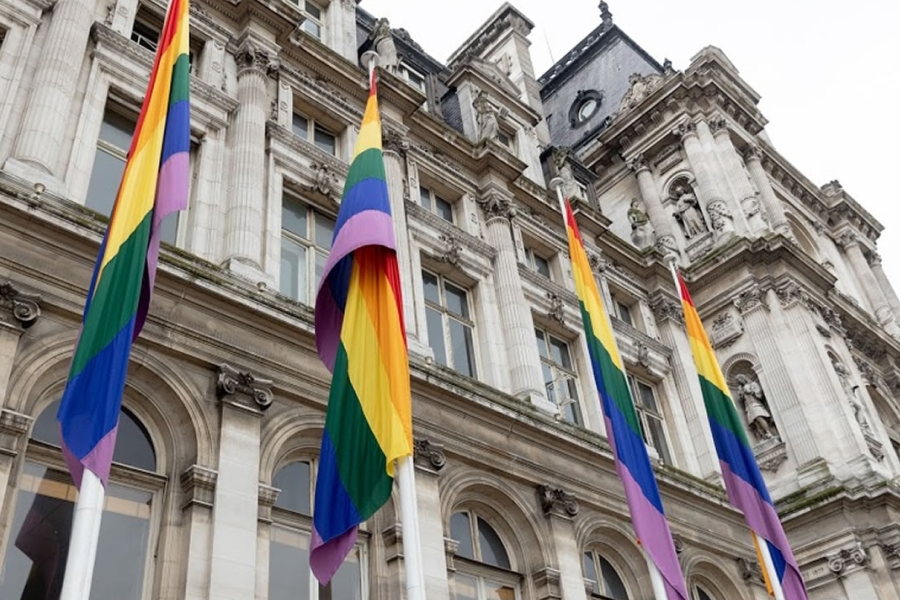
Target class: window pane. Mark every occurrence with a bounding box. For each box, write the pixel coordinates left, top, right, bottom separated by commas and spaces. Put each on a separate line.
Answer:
86, 147, 126, 216
269, 525, 311, 600
449, 320, 477, 378
696, 586, 714, 600
131, 20, 160, 52
562, 394, 582, 425
485, 580, 517, 600
534, 254, 551, 279
450, 512, 474, 560
159, 212, 179, 245
616, 301, 633, 327
273, 461, 311, 515
647, 417, 673, 465
320, 545, 360, 600
477, 518, 510, 569
425, 308, 447, 367
542, 363, 554, 399
282, 197, 309, 238
549, 337, 571, 368
583, 552, 600, 595
280, 238, 307, 303
292, 113, 309, 139
638, 382, 658, 412
315, 213, 335, 249
314, 125, 336, 155
303, 20, 321, 38
435, 196, 454, 223
99, 110, 136, 150
304, 1, 321, 19
314, 251, 328, 299
535, 329, 548, 358
0, 463, 150, 600
422, 271, 440, 305
444, 283, 469, 319
599, 556, 629, 600
454, 573, 478, 600
418, 185, 432, 210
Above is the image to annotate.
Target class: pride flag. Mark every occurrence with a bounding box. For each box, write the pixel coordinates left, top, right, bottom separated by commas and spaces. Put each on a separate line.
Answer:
676, 270, 808, 599
563, 200, 688, 599
57, 0, 190, 488
311, 69, 413, 584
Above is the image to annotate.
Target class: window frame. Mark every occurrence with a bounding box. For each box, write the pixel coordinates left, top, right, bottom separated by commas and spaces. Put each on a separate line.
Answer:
130, 4, 202, 71
297, 0, 325, 39
291, 111, 338, 157
451, 510, 520, 600
535, 327, 582, 425
418, 184, 455, 224
279, 190, 336, 306
524, 247, 552, 280
398, 61, 426, 92
422, 269, 478, 378
626, 374, 673, 465
582, 549, 630, 600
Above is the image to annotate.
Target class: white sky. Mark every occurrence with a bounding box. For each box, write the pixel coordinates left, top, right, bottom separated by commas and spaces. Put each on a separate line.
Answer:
361, 0, 900, 290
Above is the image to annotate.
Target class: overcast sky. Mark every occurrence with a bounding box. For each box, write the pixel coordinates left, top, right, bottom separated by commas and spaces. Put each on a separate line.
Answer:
361, 0, 900, 290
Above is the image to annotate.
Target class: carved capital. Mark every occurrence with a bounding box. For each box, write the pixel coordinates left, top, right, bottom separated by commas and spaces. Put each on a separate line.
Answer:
477, 190, 516, 221
0, 280, 42, 328
672, 536, 684, 555
835, 231, 861, 250
413, 438, 446, 471
547, 292, 565, 324
828, 542, 868, 575
382, 128, 409, 156
673, 121, 697, 141
733, 285, 768, 315
651, 298, 684, 325
626, 153, 649, 173
775, 281, 808, 309
737, 556, 766, 586
216, 364, 274, 411
743, 144, 764, 162
235, 43, 277, 76
537, 484, 579, 517
0, 409, 33, 454
708, 115, 728, 135
880, 543, 900, 560
867, 251, 883, 268
180, 465, 217, 509
438, 234, 462, 267
588, 252, 610, 275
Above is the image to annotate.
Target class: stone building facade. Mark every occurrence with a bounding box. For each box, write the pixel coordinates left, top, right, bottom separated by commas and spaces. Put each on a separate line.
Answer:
0, 0, 898, 599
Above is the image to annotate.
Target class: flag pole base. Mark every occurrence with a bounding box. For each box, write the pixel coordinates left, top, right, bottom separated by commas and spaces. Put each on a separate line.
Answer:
59, 469, 106, 600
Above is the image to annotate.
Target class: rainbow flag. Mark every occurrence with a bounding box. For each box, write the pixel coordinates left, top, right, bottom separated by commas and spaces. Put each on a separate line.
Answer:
56, 0, 190, 488
676, 271, 808, 599
563, 201, 688, 599
311, 69, 413, 584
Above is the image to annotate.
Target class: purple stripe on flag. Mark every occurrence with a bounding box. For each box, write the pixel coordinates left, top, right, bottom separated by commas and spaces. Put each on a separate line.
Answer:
61, 425, 118, 489
310, 525, 357, 585
608, 416, 687, 600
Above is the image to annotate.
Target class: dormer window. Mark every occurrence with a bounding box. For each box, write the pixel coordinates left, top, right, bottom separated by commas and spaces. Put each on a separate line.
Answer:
398, 62, 426, 92
289, 0, 323, 38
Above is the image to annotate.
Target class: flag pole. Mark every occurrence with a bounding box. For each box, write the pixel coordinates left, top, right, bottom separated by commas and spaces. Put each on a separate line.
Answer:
550, 177, 668, 600
362, 48, 427, 600
59, 470, 106, 600
664, 257, 787, 600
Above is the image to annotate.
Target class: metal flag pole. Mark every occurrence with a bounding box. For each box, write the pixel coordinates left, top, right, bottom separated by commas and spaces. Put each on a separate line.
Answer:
550, 178, 668, 600
59, 470, 106, 600
664, 256, 787, 600
361, 49, 427, 600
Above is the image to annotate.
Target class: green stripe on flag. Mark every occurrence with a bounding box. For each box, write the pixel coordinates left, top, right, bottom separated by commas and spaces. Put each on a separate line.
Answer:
343, 147, 386, 193
168, 54, 191, 104
698, 375, 752, 447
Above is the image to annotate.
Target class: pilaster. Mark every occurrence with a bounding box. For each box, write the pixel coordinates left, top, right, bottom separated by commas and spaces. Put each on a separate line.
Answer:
627, 154, 677, 255
477, 186, 551, 410
4, 0, 95, 194
536, 484, 586, 600
836, 232, 899, 337
743, 145, 791, 236
0, 280, 42, 409
413, 438, 452, 600
208, 364, 273, 600
180, 464, 218, 600
223, 39, 278, 285
255, 483, 279, 600
708, 116, 763, 235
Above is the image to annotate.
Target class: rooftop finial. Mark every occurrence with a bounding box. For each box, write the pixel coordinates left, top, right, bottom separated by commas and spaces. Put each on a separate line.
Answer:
599, 1, 613, 27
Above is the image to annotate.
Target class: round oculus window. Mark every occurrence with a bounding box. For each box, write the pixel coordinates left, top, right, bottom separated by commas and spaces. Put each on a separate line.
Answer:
577, 98, 598, 121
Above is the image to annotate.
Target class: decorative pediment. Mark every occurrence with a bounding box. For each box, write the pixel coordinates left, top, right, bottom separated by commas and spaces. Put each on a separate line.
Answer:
617, 72, 665, 114
468, 56, 521, 98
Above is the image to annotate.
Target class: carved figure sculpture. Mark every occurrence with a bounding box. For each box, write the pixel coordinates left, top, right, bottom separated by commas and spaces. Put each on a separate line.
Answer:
735, 374, 777, 440
672, 184, 707, 239
473, 91, 500, 143
707, 200, 734, 235
833, 360, 874, 435
371, 18, 399, 74
628, 199, 655, 248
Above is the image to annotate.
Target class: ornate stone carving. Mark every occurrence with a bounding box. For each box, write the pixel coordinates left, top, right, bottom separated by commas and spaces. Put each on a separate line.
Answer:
672, 536, 684, 555
733, 286, 768, 314
103, 2, 115, 25
775, 281, 804, 308
216, 364, 274, 411
733, 374, 778, 441
553, 147, 583, 201
370, 18, 399, 74
737, 556, 765, 585
599, 0, 613, 26
835, 231, 860, 250
673, 121, 697, 140
710, 312, 744, 349
828, 542, 868, 575
413, 438, 446, 471
626, 153, 648, 173
309, 161, 337, 199
708, 115, 728, 134
438, 234, 462, 267
637, 342, 650, 368
655, 235, 679, 256
880, 543, 900, 561
617, 72, 664, 113
473, 90, 503, 144
743, 144, 764, 162
755, 437, 788, 472
707, 200, 734, 235
670, 181, 707, 239
588, 252, 610, 274
0, 280, 42, 328
742, 195, 767, 231
867, 251, 883, 268
628, 198, 655, 249
547, 292, 565, 324
651, 298, 684, 324
382, 128, 409, 156
476, 190, 515, 221
832, 358, 873, 437
537, 484, 579, 517
853, 356, 875, 384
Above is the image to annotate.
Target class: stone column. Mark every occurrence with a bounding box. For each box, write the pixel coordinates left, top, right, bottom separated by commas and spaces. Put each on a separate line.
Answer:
478, 188, 551, 410
734, 286, 821, 471
868, 251, 900, 327
223, 43, 274, 281
837, 232, 900, 337
709, 117, 764, 235
627, 154, 677, 255
743, 145, 791, 236
536, 485, 588, 600
0, 281, 41, 408
5, 0, 95, 190
208, 365, 273, 600
675, 122, 726, 207
255, 484, 279, 600
180, 465, 217, 600
651, 298, 719, 479
413, 440, 452, 600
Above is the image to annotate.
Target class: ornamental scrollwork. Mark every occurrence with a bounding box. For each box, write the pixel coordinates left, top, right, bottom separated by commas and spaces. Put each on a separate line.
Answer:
537, 484, 579, 517
0, 280, 42, 328
216, 364, 274, 411
413, 438, 446, 471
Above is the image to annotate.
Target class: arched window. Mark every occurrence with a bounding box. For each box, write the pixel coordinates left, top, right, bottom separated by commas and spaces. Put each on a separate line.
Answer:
268, 460, 365, 600
450, 510, 518, 600
693, 583, 715, 600
583, 549, 629, 600
0, 399, 163, 600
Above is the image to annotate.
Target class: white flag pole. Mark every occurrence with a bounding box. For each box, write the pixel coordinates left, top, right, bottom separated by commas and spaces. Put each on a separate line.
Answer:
59, 469, 106, 600
550, 178, 668, 600
665, 257, 786, 600
361, 48, 426, 600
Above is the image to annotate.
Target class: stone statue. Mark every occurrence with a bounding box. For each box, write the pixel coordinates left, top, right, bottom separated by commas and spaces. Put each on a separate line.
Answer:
742, 195, 767, 233
371, 18, 399, 74
628, 199, 655, 248
833, 360, 873, 435
707, 200, 734, 235
672, 184, 707, 239
473, 91, 500, 143
735, 374, 777, 441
